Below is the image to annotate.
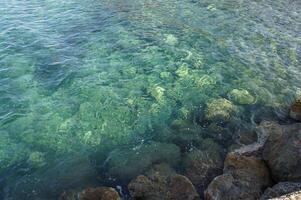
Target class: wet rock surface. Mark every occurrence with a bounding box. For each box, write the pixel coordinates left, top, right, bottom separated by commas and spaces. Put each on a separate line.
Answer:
128, 164, 199, 200
59, 187, 121, 200
290, 99, 301, 121
262, 122, 301, 181
79, 187, 121, 200
260, 182, 301, 200
182, 139, 224, 195
205, 152, 272, 200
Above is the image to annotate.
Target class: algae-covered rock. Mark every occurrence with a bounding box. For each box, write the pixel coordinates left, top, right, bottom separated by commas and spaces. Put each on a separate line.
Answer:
205, 98, 236, 121
175, 63, 190, 78
183, 142, 224, 194
150, 86, 166, 103
128, 173, 199, 200
79, 187, 121, 200
7, 155, 99, 200
195, 75, 216, 88
164, 34, 178, 45
27, 151, 46, 168
228, 89, 256, 105
290, 99, 301, 121
59, 187, 121, 200
107, 142, 181, 181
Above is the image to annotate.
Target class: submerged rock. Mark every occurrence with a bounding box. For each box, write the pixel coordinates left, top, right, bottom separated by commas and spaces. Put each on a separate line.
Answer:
205, 152, 272, 200
150, 86, 166, 103
7, 155, 99, 200
182, 142, 224, 195
27, 151, 46, 168
107, 142, 181, 182
228, 89, 255, 105
260, 182, 301, 200
60, 187, 121, 200
262, 122, 301, 181
79, 187, 121, 200
164, 34, 178, 45
205, 98, 236, 121
128, 172, 199, 200
290, 99, 301, 121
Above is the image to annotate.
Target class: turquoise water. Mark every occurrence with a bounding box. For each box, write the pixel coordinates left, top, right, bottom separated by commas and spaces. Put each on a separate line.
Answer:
0, 0, 300, 199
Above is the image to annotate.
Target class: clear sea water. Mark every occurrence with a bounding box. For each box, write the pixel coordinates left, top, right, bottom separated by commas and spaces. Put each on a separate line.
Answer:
0, 0, 300, 199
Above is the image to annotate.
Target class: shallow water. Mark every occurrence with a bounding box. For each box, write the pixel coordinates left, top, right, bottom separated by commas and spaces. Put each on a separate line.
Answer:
0, 0, 300, 199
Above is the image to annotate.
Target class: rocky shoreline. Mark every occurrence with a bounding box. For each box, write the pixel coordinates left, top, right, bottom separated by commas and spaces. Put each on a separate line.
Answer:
57, 99, 301, 200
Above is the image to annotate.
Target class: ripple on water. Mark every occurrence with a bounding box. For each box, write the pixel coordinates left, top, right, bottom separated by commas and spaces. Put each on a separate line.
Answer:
0, 0, 300, 199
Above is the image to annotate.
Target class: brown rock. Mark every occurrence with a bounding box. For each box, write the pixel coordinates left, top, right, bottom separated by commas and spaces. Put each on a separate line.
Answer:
260, 182, 301, 200
290, 99, 301, 121
128, 175, 161, 200
79, 187, 121, 200
262, 122, 301, 181
183, 146, 224, 194
128, 168, 199, 200
167, 175, 200, 200
205, 153, 272, 200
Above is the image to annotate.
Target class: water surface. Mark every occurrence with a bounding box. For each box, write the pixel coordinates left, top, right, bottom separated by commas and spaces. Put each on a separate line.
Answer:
0, 0, 300, 199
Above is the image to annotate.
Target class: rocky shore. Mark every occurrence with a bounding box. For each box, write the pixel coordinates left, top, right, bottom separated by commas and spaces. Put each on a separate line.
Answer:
57, 99, 301, 200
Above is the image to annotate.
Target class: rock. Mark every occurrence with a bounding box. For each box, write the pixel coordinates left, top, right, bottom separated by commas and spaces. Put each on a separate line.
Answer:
268, 191, 301, 200
262, 122, 301, 181
27, 151, 46, 168
79, 187, 121, 200
150, 86, 166, 103
290, 99, 301, 121
205, 98, 236, 121
167, 120, 204, 151
7, 155, 99, 200
260, 182, 301, 200
128, 172, 199, 200
205, 153, 272, 200
60, 187, 121, 200
168, 175, 200, 200
175, 63, 190, 78
128, 175, 160, 199
165, 34, 178, 45
228, 121, 271, 157
228, 89, 256, 105
183, 140, 224, 194
107, 142, 181, 182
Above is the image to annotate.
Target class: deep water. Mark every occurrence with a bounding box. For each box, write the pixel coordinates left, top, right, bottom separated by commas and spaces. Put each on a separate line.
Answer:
0, 0, 300, 199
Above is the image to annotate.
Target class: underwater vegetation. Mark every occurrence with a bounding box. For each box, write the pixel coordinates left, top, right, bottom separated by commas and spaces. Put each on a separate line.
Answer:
0, 0, 300, 199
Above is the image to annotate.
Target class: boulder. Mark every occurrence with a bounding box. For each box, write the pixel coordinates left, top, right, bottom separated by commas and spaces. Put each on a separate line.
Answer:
128, 165, 199, 200
290, 99, 301, 121
60, 187, 121, 200
205, 152, 272, 200
262, 122, 301, 181
168, 175, 200, 200
260, 182, 301, 200
182, 140, 224, 194
228, 89, 256, 105
205, 98, 236, 121
79, 187, 121, 200
107, 142, 181, 181
7, 155, 99, 200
